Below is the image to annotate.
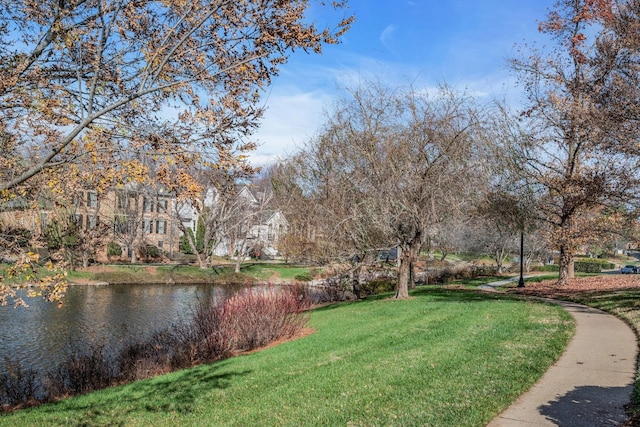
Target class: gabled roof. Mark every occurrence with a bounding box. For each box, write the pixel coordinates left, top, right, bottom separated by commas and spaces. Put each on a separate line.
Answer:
256, 210, 289, 226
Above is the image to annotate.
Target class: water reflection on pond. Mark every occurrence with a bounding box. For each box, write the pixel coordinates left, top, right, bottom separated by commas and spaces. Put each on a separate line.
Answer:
0, 283, 236, 374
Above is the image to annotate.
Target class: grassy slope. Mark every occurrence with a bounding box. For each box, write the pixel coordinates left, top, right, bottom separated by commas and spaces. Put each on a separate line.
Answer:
62, 263, 315, 285
1, 288, 573, 427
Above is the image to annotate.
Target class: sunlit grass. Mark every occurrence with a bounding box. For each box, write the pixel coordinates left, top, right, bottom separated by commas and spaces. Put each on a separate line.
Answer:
0, 287, 573, 427
56, 262, 316, 285
448, 275, 509, 288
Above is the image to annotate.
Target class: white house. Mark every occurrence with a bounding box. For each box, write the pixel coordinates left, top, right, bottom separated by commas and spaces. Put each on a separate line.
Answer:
242, 210, 289, 258
177, 185, 289, 259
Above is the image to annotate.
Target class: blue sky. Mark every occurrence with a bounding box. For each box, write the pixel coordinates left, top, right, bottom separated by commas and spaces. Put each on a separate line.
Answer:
249, 0, 556, 166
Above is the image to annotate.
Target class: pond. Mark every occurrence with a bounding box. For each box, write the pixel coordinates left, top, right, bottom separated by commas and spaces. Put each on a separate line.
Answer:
0, 283, 237, 375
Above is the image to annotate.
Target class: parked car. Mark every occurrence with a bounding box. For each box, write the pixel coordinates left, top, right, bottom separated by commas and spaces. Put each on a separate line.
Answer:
621, 265, 636, 274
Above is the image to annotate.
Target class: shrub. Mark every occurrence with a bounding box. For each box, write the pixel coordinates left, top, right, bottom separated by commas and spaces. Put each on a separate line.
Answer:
3, 227, 32, 249
536, 264, 560, 272
574, 258, 615, 273
139, 244, 161, 261
294, 273, 313, 282
117, 329, 182, 381
180, 228, 196, 254
310, 275, 355, 303
436, 264, 474, 284
359, 279, 396, 297
217, 287, 309, 351
107, 242, 122, 257
49, 342, 116, 396
0, 359, 41, 407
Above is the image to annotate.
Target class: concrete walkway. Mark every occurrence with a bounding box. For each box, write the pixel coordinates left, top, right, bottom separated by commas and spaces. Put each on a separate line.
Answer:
483, 280, 637, 426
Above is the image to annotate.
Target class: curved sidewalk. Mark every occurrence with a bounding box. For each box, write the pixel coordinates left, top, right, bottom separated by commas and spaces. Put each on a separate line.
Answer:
487, 299, 637, 426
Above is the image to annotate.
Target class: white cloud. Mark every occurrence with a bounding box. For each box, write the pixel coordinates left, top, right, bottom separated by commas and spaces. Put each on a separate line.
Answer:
248, 88, 329, 167
379, 25, 396, 52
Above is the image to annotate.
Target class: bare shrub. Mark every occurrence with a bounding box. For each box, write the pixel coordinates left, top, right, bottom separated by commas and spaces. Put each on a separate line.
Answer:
184, 299, 235, 363
435, 263, 474, 283
117, 329, 181, 381
0, 359, 42, 408
221, 286, 309, 351
49, 342, 117, 396
310, 275, 355, 303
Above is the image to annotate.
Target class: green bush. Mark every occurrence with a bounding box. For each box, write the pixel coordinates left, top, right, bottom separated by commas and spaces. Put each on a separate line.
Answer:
359, 279, 396, 297
179, 230, 194, 254
107, 242, 122, 257
140, 245, 160, 260
536, 264, 560, 272
294, 273, 313, 282
574, 258, 614, 273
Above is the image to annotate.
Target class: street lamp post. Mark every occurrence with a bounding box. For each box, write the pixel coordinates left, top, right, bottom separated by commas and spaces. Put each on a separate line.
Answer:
518, 231, 525, 288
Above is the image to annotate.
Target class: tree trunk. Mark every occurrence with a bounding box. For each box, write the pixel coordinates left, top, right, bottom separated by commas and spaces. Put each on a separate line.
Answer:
352, 263, 361, 298
234, 236, 248, 273
397, 246, 410, 299
557, 243, 574, 286
184, 229, 207, 269
409, 259, 416, 289
494, 248, 506, 274
396, 239, 421, 299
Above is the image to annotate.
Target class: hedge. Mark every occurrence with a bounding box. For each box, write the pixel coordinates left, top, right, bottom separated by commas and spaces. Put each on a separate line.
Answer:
574, 258, 615, 273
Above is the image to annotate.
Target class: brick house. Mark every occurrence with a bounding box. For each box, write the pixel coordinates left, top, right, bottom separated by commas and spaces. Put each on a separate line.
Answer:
1, 185, 180, 263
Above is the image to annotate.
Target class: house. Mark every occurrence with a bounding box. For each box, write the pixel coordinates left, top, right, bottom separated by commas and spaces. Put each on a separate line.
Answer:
1, 182, 288, 263
0, 185, 180, 263
178, 185, 289, 259
103, 184, 179, 260
242, 210, 289, 258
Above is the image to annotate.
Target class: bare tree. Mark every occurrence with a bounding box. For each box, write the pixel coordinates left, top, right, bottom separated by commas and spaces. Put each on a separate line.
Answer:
294, 83, 487, 298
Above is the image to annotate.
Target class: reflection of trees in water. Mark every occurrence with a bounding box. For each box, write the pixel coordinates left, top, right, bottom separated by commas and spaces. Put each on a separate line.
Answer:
0, 284, 232, 375
0, 284, 308, 410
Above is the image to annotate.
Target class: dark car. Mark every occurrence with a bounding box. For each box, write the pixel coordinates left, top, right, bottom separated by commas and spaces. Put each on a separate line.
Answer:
621, 265, 636, 274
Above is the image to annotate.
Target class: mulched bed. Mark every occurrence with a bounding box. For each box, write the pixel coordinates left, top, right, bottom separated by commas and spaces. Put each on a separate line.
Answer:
508, 274, 640, 298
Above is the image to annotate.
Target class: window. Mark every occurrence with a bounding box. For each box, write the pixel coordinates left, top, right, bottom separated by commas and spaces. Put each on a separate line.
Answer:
73, 192, 84, 207
116, 192, 129, 210
40, 212, 48, 227
87, 215, 98, 230
143, 219, 153, 234
157, 198, 168, 213
74, 214, 83, 227
156, 220, 167, 234
143, 197, 154, 212
158, 240, 164, 249
87, 192, 98, 208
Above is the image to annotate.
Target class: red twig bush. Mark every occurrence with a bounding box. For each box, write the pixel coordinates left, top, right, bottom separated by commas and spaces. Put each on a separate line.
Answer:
218, 286, 309, 351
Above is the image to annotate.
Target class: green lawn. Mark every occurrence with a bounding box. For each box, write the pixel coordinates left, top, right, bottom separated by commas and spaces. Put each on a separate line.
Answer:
62, 262, 316, 285
237, 263, 316, 280
1, 287, 573, 427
